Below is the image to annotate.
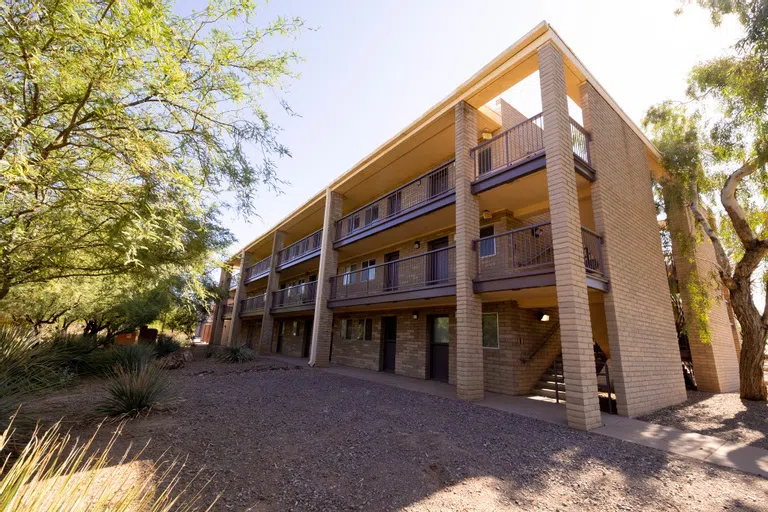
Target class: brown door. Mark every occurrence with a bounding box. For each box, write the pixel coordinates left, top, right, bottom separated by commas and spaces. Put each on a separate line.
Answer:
429, 316, 450, 381
427, 237, 449, 285
381, 317, 397, 372
384, 251, 399, 291
276, 320, 283, 353
302, 319, 312, 358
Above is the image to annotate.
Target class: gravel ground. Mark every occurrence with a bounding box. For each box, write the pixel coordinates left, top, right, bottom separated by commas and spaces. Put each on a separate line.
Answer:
25, 358, 768, 511
640, 390, 768, 451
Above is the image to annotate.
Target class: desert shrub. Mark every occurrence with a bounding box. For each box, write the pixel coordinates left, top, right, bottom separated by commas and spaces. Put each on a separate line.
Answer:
49, 333, 103, 376
97, 364, 171, 417
0, 418, 216, 510
218, 345, 255, 364
154, 334, 182, 358
109, 344, 157, 373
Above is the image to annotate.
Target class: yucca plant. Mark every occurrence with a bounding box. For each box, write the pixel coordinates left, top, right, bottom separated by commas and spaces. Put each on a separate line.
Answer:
97, 364, 172, 418
217, 345, 255, 364
109, 344, 157, 374
0, 418, 217, 511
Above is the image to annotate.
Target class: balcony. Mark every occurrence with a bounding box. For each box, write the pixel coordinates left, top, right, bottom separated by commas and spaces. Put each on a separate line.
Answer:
229, 274, 239, 290
244, 256, 271, 283
328, 246, 456, 307
470, 114, 595, 194
333, 160, 456, 248
473, 222, 608, 292
276, 229, 322, 271
222, 304, 234, 319
271, 282, 317, 313
240, 293, 266, 317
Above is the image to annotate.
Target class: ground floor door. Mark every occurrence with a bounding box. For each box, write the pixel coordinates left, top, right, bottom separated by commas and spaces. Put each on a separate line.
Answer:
303, 319, 313, 358
245, 323, 256, 348
429, 315, 450, 381
381, 316, 397, 372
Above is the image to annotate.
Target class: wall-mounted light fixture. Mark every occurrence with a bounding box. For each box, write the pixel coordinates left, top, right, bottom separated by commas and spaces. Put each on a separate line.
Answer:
481, 131, 493, 140
414, 240, 421, 249
481, 210, 492, 220
538, 312, 550, 322
412, 311, 419, 320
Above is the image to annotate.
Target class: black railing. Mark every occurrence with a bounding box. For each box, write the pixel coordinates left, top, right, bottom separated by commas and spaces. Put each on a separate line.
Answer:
471, 113, 545, 178
470, 113, 593, 180
272, 281, 317, 309
334, 160, 456, 241
330, 246, 456, 300
244, 256, 271, 283
474, 222, 604, 280
570, 118, 591, 164
240, 293, 266, 316
277, 229, 322, 267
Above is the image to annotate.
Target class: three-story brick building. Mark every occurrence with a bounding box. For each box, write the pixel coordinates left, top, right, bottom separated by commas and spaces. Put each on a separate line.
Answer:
210, 22, 741, 431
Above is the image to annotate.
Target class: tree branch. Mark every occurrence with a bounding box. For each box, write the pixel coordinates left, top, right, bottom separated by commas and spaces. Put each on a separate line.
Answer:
688, 181, 735, 286
721, 162, 758, 245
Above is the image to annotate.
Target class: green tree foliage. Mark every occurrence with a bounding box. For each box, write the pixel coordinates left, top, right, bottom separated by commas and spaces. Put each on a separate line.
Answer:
644, 0, 768, 400
0, 0, 303, 300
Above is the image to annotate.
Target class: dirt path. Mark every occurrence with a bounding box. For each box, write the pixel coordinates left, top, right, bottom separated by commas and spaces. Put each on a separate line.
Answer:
26, 358, 768, 511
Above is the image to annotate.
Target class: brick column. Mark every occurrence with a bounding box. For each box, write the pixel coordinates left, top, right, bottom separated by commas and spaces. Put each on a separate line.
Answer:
309, 189, 342, 367
227, 251, 252, 346
454, 101, 484, 401
539, 42, 601, 430
258, 231, 285, 354
663, 189, 740, 392
211, 267, 231, 346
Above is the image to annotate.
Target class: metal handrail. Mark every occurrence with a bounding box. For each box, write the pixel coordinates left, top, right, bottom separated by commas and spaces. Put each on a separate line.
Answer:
570, 117, 591, 164
240, 293, 266, 315
272, 281, 318, 308
334, 245, 454, 279
277, 229, 322, 265
471, 113, 545, 178
334, 160, 456, 241
244, 256, 271, 282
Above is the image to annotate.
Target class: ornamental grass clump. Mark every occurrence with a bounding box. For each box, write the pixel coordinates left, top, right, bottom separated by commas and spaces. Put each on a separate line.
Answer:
109, 344, 157, 373
218, 345, 255, 364
0, 418, 216, 511
97, 364, 172, 418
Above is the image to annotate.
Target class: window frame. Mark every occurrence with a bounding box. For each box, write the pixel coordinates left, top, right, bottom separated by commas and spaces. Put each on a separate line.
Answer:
482, 312, 499, 349
479, 225, 496, 258
360, 259, 376, 282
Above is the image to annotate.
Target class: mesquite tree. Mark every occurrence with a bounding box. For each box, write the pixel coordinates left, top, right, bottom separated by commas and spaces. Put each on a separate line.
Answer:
643, 0, 768, 400
0, 0, 302, 300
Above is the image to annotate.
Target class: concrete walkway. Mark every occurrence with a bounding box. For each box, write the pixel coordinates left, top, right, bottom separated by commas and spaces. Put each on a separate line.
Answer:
263, 355, 768, 479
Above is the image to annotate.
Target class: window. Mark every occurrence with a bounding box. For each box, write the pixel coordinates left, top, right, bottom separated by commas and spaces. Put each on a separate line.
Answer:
347, 215, 360, 233
341, 318, 372, 340
360, 259, 376, 282
479, 225, 496, 257
482, 313, 499, 349
342, 264, 357, 285
364, 205, 379, 226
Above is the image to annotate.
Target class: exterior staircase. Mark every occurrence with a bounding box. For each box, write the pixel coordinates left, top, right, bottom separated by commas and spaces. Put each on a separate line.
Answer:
532, 354, 565, 401
532, 346, 616, 413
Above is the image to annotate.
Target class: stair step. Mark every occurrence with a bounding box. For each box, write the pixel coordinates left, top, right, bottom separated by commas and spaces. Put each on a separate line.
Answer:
532, 388, 567, 401
537, 379, 565, 390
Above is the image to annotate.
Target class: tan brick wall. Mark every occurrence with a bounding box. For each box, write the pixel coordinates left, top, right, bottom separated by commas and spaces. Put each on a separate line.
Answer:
539, 42, 601, 430
482, 302, 562, 395
211, 268, 231, 346
581, 80, 688, 416
663, 190, 740, 393
331, 314, 381, 371
272, 317, 310, 357
310, 190, 343, 367
499, 99, 529, 129
259, 231, 284, 354
454, 101, 484, 401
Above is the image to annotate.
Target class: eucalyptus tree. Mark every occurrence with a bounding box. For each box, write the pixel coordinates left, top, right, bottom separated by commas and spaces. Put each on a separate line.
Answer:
644, 0, 768, 400
0, 0, 302, 300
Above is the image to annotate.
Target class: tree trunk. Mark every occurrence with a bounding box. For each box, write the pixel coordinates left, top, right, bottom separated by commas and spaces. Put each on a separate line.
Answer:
730, 281, 768, 401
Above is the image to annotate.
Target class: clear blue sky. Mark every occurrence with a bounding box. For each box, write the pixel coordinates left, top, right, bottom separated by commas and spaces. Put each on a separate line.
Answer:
184, 0, 743, 249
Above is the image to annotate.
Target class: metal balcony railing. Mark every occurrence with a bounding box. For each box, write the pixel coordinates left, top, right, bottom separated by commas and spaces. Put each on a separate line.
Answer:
229, 274, 239, 290
334, 160, 456, 241
470, 113, 593, 180
272, 281, 317, 309
472, 113, 545, 178
330, 246, 456, 300
277, 229, 322, 267
240, 293, 266, 316
474, 222, 604, 280
244, 256, 271, 283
